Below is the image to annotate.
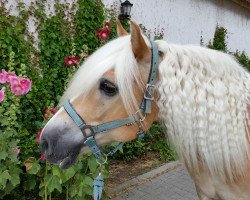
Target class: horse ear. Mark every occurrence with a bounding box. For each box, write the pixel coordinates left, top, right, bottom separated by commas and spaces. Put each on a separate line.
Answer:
130, 21, 150, 60
116, 19, 128, 37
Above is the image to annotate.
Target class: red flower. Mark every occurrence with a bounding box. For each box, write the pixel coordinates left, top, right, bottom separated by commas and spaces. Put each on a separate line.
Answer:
96, 21, 111, 41
36, 128, 43, 143
44, 108, 49, 114
71, 56, 80, 65
64, 55, 80, 66
50, 107, 57, 115
96, 29, 109, 40
41, 153, 46, 161
105, 22, 110, 32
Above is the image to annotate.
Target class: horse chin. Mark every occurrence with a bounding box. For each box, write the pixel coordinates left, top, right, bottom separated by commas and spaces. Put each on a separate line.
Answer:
44, 144, 82, 169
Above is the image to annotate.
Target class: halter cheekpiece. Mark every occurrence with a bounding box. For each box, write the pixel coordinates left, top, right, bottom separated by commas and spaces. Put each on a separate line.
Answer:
63, 40, 158, 160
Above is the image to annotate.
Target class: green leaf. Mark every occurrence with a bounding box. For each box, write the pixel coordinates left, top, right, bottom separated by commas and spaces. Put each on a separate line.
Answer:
1, 170, 11, 180
0, 170, 11, 187
9, 173, 20, 187
23, 179, 36, 191
62, 167, 76, 183
44, 174, 62, 193
87, 156, 98, 174
27, 162, 40, 174
0, 151, 8, 160
83, 176, 93, 187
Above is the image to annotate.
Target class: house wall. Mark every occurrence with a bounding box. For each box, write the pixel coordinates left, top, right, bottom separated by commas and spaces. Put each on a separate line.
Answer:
103, 0, 250, 54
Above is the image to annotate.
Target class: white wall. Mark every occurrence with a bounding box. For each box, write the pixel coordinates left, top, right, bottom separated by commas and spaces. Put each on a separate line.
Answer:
103, 0, 250, 54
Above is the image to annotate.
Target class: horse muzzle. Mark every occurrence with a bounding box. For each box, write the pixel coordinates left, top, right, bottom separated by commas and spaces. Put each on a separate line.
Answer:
40, 122, 85, 169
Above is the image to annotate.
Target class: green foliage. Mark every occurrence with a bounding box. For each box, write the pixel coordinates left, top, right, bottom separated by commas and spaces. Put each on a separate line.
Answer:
113, 123, 176, 162
0, 1, 113, 199
234, 51, 250, 71
74, 0, 105, 53
207, 25, 250, 72
208, 25, 227, 52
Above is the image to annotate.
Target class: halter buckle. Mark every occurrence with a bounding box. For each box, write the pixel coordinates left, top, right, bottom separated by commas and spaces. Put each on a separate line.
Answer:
81, 125, 95, 137
144, 84, 155, 100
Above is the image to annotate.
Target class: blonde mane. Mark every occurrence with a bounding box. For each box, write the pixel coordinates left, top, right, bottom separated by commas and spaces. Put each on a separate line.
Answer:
61, 36, 250, 181
157, 40, 250, 181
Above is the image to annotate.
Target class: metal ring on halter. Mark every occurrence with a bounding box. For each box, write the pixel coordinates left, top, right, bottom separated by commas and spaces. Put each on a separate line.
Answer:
95, 154, 108, 165
135, 109, 146, 122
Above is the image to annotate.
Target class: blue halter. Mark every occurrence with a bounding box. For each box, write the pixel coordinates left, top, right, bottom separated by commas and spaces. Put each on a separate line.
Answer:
63, 40, 158, 160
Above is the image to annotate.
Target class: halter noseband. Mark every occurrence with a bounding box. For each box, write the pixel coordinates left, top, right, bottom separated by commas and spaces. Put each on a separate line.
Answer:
63, 40, 158, 160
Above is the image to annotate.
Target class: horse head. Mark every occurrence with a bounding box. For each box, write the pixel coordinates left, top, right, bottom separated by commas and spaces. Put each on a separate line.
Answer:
40, 21, 160, 169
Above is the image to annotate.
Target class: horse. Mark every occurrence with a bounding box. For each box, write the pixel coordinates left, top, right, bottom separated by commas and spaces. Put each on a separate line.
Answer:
40, 20, 250, 200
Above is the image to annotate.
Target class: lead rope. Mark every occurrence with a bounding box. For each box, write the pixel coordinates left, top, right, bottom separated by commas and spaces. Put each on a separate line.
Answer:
92, 132, 145, 200
93, 163, 104, 200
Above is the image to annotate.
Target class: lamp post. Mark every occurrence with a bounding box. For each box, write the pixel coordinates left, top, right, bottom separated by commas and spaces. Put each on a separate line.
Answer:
118, 0, 133, 20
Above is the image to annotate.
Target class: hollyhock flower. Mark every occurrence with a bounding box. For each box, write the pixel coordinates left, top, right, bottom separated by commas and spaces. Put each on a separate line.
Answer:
71, 56, 80, 65
36, 128, 43, 143
105, 22, 110, 32
15, 147, 20, 156
41, 153, 46, 161
0, 87, 5, 102
44, 108, 49, 114
64, 56, 73, 66
50, 107, 57, 115
96, 29, 109, 40
6, 71, 16, 82
64, 55, 80, 66
11, 83, 25, 95
0, 69, 7, 83
9, 76, 20, 86
19, 78, 31, 94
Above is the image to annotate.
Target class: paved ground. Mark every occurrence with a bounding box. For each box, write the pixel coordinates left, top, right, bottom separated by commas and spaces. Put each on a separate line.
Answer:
108, 161, 199, 200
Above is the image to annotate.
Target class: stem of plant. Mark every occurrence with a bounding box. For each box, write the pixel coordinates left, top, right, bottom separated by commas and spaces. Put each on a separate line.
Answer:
45, 161, 48, 200
66, 185, 69, 200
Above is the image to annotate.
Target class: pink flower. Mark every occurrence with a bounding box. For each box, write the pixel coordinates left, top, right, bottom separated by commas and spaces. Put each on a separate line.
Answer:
15, 147, 20, 156
0, 87, 5, 102
9, 76, 20, 86
41, 153, 46, 161
36, 128, 43, 143
6, 71, 16, 82
11, 83, 25, 95
96, 29, 109, 40
0, 69, 7, 84
19, 78, 31, 94
105, 22, 110, 32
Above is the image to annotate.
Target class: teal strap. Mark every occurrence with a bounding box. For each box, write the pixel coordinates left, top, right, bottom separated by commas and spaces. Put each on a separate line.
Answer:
92, 115, 136, 133
107, 142, 124, 157
141, 40, 158, 114
64, 101, 86, 129
93, 175, 104, 200
85, 136, 102, 159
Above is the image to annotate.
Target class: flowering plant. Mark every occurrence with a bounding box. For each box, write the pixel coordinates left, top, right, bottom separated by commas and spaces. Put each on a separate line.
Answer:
96, 22, 111, 40
64, 55, 80, 67
0, 69, 31, 102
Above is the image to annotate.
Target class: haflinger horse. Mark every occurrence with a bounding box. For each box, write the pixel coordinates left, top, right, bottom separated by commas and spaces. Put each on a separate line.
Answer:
40, 20, 250, 200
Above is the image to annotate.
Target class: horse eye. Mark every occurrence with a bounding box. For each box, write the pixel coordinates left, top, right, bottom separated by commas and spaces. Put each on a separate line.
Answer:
100, 79, 118, 96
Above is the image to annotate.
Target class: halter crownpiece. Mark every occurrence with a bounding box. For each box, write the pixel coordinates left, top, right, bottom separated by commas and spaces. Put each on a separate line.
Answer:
63, 40, 158, 160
